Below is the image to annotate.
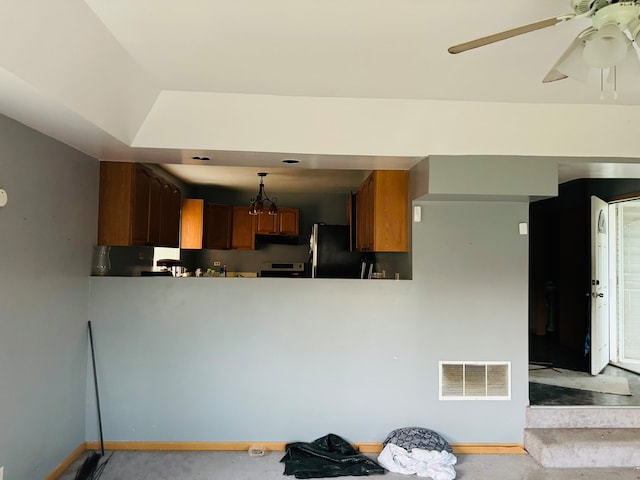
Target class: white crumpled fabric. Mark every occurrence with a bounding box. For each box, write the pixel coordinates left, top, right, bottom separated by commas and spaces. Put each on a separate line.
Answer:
377, 443, 457, 480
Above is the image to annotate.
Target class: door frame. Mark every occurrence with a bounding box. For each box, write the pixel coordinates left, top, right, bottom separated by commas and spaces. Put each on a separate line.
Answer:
609, 197, 640, 369
590, 196, 609, 375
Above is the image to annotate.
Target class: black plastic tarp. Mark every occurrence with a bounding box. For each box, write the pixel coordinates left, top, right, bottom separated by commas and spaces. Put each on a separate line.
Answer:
280, 433, 386, 479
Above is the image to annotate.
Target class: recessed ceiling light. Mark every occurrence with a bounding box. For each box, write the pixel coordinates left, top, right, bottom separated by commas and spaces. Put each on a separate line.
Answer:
282, 159, 300, 164
192, 155, 211, 161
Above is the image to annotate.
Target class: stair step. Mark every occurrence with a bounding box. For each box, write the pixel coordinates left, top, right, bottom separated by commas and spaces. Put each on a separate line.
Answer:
526, 406, 640, 428
524, 428, 640, 468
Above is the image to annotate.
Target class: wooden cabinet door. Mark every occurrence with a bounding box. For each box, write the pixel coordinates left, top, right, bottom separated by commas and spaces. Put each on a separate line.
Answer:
355, 171, 409, 252
98, 162, 182, 248
278, 208, 299, 235
355, 188, 364, 251
147, 175, 163, 246
370, 170, 408, 252
356, 174, 373, 251
131, 165, 153, 246
255, 208, 299, 235
160, 182, 181, 247
231, 206, 255, 250
98, 162, 134, 246
180, 199, 204, 249
204, 204, 232, 250
255, 212, 278, 234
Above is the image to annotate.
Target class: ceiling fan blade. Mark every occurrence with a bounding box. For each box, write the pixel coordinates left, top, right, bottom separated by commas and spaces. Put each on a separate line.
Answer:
542, 70, 569, 83
448, 14, 575, 54
542, 27, 595, 83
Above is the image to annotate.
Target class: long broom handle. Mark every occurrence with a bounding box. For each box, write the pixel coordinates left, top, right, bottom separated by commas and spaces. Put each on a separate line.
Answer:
88, 321, 105, 456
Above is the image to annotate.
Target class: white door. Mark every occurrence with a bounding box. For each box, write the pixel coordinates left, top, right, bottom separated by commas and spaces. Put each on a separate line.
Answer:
591, 195, 609, 375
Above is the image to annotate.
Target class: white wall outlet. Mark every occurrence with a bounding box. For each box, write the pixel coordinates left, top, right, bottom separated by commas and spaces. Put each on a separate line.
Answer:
518, 222, 528, 235
413, 205, 422, 223
213, 261, 221, 267
0, 188, 7, 207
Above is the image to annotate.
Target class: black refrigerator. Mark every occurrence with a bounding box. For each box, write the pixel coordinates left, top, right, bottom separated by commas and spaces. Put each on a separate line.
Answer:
309, 224, 364, 278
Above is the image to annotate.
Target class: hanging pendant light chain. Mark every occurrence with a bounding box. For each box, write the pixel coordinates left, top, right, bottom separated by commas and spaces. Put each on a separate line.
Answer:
249, 173, 278, 216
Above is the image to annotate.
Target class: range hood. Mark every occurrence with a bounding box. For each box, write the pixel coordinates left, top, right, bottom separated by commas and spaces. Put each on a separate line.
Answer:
255, 234, 300, 246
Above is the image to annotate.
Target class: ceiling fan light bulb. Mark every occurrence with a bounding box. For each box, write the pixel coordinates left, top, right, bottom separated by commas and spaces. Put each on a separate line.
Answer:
554, 43, 590, 82
582, 24, 628, 68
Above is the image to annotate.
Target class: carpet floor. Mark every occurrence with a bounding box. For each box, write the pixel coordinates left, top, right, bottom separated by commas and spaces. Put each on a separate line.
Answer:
57, 450, 640, 480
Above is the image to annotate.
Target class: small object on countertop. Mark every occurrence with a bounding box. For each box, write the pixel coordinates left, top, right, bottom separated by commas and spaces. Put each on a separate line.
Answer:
223, 265, 227, 277
195, 268, 202, 277
157, 258, 182, 277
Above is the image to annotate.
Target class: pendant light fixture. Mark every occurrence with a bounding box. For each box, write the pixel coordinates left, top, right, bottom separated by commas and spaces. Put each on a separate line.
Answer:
249, 172, 278, 216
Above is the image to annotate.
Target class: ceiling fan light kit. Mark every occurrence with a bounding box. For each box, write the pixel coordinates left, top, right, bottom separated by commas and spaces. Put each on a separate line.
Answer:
448, 0, 640, 97
543, 29, 593, 83
582, 23, 629, 67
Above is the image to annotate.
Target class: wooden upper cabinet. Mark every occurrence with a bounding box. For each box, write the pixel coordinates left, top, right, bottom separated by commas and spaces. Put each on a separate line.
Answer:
278, 208, 299, 236
159, 182, 181, 247
98, 162, 152, 246
255, 207, 299, 235
180, 199, 204, 249
98, 161, 182, 247
180, 200, 233, 250
356, 174, 373, 251
356, 170, 408, 252
255, 211, 278, 234
203, 204, 232, 250
231, 206, 256, 250
131, 165, 153, 246
98, 162, 133, 246
147, 175, 163, 246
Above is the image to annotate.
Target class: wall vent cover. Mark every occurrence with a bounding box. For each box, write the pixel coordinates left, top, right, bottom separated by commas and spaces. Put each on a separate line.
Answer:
439, 361, 511, 400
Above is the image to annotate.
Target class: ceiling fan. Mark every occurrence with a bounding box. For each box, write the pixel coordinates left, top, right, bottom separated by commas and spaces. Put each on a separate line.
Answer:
448, 0, 640, 84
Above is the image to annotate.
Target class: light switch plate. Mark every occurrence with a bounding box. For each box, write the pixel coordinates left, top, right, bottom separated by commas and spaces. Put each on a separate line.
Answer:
1, 465, 5, 480
413, 205, 422, 223
519, 222, 528, 235
0, 189, 7, 207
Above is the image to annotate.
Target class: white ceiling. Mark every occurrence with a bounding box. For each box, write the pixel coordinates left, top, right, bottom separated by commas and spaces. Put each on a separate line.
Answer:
1, 0, 640, 191
83, 0, 640, 104
162, 164, 372, 193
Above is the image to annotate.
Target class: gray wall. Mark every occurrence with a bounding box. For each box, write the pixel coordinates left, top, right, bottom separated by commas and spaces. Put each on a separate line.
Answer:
87, 200, 529, 444
0, 115, 98, 478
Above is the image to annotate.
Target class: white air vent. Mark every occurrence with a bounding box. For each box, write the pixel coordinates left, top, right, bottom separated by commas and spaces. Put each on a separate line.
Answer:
439, 361, 511, 400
